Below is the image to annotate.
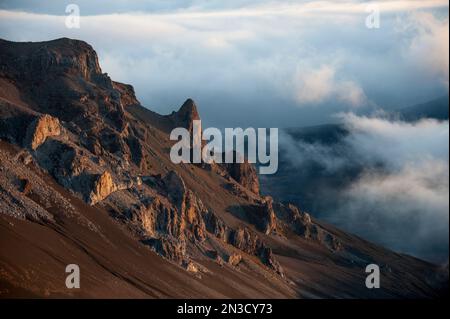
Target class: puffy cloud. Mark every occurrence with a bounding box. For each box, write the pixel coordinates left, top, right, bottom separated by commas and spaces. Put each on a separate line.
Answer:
337, 159, 448, 262
400, 12, 449, 87
294, 65, 336, 104
339, 115, 448, 261
340, 113, 449, 167
0, 4, 448, 127
294, 64, 367, 107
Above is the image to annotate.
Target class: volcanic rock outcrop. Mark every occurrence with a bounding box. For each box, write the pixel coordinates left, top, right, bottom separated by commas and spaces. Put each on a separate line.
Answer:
167, 98, 200, 133
89, 171, 117, 205
223, 159, 260, 195
247, 196, 278, 234
26, 114, 61, 150
112, 81, 140, 108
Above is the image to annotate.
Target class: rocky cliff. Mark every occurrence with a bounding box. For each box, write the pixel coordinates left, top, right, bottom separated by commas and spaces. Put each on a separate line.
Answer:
0, 38, 446, 298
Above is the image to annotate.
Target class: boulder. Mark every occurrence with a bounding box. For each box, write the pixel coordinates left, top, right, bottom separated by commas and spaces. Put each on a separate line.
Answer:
19, 178, 32, 195
26, 114, 61, 150
204, 211, 228, 241
222, 159, 260, 195
144, 235, 186, 263
229, 227, 261, 255
245, 197, 278, 235
259, 247, 284, 277
162, 171, 207, 242
112, 81, 140, 108
184, 261, 199, 273
258, 197, 278, 234
89, 171, 117, 205
227, 253, 242, 266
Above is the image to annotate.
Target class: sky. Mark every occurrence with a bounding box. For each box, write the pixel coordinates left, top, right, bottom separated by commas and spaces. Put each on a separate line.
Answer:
0, 0, 448, 128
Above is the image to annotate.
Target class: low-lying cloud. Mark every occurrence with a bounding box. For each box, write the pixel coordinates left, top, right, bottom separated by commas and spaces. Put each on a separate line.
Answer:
338, 159, 448, 262
278, 114, 449, 263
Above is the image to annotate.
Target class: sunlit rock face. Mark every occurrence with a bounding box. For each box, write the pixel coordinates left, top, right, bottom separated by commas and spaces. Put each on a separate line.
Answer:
26, 114, 61, 150
89, 171, 117, 205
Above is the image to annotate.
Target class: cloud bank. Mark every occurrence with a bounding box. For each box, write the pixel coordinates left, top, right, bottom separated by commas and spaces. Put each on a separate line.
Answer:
0, 1, 448, 128
280, 114, 449, 262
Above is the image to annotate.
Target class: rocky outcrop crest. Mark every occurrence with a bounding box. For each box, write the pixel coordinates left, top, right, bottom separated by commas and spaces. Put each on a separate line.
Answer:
0, 38, 102, 82
167, 98, 200, 133
223, 159, 260, 195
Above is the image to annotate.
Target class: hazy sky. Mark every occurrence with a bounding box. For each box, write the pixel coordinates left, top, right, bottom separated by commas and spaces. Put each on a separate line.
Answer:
0, 0, 448, 128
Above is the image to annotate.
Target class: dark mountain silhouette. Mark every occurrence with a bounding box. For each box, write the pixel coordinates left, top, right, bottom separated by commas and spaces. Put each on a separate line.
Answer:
399, 95, 449, 121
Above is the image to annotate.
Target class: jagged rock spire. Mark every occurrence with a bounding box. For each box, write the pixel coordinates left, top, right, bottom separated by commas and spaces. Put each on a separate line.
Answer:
169, 98, 200, 132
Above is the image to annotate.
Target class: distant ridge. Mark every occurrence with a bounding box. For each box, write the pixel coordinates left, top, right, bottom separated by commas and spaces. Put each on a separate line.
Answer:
399, 95, 449, 121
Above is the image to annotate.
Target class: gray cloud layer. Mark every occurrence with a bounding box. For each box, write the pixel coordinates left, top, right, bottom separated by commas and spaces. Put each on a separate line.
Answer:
0, 1, 448, 128
280, 115, 449, 262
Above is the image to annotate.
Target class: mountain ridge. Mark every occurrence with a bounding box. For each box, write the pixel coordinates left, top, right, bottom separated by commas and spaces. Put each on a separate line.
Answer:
0, 38, 446, 298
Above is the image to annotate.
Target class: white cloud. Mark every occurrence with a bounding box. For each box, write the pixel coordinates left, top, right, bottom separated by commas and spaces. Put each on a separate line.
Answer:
401, 12, 449, 87
339, 156, 449, 261
293, 64, 367, 107
341, 113, 449, 168
0, 1, 448, 127
294, 65, 336, 104
280, 114, 449, 261
347, 160, 448, 222
339, 80, 367, 106
337, 115, 448, 261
